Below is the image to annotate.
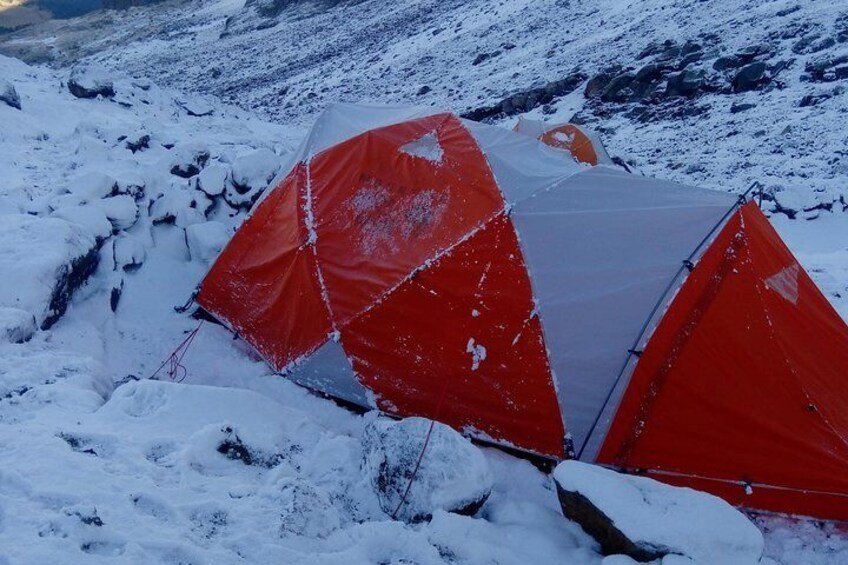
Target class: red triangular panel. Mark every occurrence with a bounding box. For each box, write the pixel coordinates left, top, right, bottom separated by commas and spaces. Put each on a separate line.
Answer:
309, 114, 504, 325
197, 164, 332, 369
599, 202, 848, 519
341, 214, 566, 458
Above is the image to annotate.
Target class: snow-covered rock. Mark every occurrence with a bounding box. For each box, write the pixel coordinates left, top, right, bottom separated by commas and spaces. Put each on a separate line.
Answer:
67, 65, 115, 99
225, 148, 280, 208
169, 144, 210, 179
274, 477, 341, 539
0, 78, 20, 109
361, 416, 493, 522
185, 221, 230, 262
65, 171, 119, 203
197, 162, 229, 197
51, 205, 114, 242
112, 233, 146, 272
149, 188, 195, 224
0, 306, 37, 343
0, 215, 99, 329
553, 461, 764, 564
92, 194, 139, 230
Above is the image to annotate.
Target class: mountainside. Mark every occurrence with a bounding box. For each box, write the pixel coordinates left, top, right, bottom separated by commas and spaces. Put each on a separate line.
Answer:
1, 1, 848, 563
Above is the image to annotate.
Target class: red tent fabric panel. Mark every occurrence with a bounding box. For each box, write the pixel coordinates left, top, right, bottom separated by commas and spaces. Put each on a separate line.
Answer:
341, 214, 566, 458
197, 164, 332, 369
598, 202, 848, 520
309, 113, 504, 326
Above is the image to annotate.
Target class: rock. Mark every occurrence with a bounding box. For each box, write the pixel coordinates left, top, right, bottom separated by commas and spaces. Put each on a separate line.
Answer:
178, 95, 215, 117
361, 416, 493, 523
125, 133, 151, 153
149, 188, 195, 224
170, 145, 210, 179
185, 222, 230, 263
197, 163, 229, 197
416, 85, 431, 96
601, 72, 636, 102
65, 171, 119, 204
0, 80, 21, 110
110, 278, 123, 312
274, 478, 340, 539
732, 62, 768, 92
462, 72, 586, 121
0, 307, 37, 344
0, 216, 99, 329
92, 195, 139, 231
225, 148, 280, 208
553, 461, 764, 564
112, 233, 146, 272
666, 70, 705, 97
730, 102, 756, 114
713, 56, 742, 72
113, 172, 146, 200
68, 66, 115, 99
804, 56, 848, 83
51, 205, 114, 242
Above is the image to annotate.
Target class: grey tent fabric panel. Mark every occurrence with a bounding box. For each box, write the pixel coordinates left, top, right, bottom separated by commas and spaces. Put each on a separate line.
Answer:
511, 167, 737, 453
285, 338, 374, 408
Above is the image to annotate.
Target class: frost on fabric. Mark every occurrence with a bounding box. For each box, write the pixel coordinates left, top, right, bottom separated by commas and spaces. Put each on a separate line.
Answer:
399, 132, 445, 164
349, 175, 449, 257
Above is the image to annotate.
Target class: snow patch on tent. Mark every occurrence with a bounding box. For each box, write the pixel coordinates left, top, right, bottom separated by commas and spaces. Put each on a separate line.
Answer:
399, 132, 444, 164
349, 176, 449, 257
466, 338, 487, 371
765, 264, 800, 305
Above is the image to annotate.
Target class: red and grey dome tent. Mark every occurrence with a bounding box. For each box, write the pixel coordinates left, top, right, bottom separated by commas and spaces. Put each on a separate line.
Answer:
198, 104, 848, 521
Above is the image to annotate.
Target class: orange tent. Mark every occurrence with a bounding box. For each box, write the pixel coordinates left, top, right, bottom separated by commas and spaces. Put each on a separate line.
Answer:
198, 104, 848, 520
513, 116, 613, 166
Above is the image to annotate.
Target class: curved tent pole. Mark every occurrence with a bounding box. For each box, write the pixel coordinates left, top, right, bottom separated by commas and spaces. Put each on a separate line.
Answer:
576, 181, 763, 460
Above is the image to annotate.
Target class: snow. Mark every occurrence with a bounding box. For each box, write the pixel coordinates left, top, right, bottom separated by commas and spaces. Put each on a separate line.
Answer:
554, 461, 764, 565
51, 205, 114, 242
185, 221, 231, 263
0, 306, 36, 343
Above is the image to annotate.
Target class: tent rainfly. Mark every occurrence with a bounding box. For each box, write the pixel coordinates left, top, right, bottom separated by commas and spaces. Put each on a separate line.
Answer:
198, 104, 848, 521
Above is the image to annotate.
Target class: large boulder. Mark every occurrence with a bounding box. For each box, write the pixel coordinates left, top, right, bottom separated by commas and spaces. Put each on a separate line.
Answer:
68, 66, 115, 99
361, 416, 493, 523
0, 80, 21, 110
552, 461, 763, 564
0, 215, 99, 329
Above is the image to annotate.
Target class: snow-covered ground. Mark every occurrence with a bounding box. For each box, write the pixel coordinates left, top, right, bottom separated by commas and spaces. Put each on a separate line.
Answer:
0, 2, 847, 560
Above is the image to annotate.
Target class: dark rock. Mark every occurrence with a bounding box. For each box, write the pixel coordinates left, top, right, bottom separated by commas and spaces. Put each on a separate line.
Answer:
634, 63, 663, 83
215, 426, 287, 468
416, 85, 431, 96
804, 56, 848, 82
666, 70, 705, 97
462, 71, 586, 122
43, 245, 99, 330
732, 62, 768, 92
600, 72, 636, 102
110, 279, 123, 313
125, 134, 150, 153
776, 4, 800, 17
584, 67, 621, 99
730, 102, 756, 113
713, 56, 742, 71
0, 80, 21, 110
677, 51, 703, 70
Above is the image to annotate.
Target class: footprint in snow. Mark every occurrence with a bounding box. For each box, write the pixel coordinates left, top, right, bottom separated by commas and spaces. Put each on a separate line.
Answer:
130, 493, 175, 523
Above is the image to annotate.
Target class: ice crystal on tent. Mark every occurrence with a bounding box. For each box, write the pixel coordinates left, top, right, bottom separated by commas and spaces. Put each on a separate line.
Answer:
466, 338, 487, 371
